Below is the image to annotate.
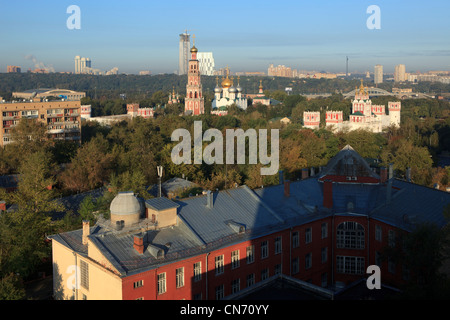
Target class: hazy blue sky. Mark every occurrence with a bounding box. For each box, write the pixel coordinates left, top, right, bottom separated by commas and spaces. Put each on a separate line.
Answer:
1, 0, 449, 74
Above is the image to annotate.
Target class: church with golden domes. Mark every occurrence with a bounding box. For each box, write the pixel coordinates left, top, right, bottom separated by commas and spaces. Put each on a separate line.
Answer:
211, 67, 248, 115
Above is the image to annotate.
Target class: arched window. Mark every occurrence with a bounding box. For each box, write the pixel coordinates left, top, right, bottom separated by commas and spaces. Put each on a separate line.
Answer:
337, 221, 365, 249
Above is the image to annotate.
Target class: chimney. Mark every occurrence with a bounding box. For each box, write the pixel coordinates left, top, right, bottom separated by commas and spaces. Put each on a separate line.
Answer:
284, 180, 290, 197
82, 220, 90, 245
279, 170, 284, 185
134, 234, 144, 255
388, 163, 394, 180
323, 180, 333, 209
406, 167, 411, 182
0, 200, 6, 212
380, 167, 387, 183
302, 168, 309, 180
206, 190, 213, 209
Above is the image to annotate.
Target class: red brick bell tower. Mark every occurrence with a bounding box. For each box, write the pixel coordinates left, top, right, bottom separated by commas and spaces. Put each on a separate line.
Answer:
184, 35, 205, 115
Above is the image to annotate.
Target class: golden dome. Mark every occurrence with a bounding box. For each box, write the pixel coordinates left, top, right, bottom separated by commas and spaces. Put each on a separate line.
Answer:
221, 76, 232, 88
190, 45, 198, 53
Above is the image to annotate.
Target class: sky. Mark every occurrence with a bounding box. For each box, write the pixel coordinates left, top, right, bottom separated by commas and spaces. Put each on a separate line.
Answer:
0, 0, 449, 75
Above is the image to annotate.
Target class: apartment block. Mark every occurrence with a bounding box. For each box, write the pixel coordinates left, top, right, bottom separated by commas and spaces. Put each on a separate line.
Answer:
0, 100, 81, 147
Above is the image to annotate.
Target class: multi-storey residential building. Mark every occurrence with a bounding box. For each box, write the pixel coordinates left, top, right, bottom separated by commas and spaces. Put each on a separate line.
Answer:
0, 100, 81, 147
7, 66, 21, 73
394, 64, 406, 82
178, 32, 190, 76
49, 145, 449, 300
374, 65, 383, 84
197, 52, 215, 76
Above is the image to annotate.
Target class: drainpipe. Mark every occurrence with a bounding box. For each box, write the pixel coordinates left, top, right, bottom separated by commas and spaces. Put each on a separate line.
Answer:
72, 252, 78, 300
205, 252, 210, 300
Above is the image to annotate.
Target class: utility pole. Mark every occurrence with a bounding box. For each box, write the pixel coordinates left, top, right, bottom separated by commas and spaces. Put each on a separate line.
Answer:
157, 166, 163, 197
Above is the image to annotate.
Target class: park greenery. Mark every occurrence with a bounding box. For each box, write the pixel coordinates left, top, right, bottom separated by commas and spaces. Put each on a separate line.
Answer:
1, 73, 450, 299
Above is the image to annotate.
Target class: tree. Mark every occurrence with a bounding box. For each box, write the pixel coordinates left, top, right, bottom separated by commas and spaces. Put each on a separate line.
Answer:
0, 273, 26, 300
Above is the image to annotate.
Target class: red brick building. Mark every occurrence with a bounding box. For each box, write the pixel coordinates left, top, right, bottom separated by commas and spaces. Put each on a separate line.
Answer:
50, 145, 450, 300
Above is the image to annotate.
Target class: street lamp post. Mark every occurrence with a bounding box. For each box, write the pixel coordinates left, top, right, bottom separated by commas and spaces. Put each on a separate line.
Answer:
157, 166, 163, 197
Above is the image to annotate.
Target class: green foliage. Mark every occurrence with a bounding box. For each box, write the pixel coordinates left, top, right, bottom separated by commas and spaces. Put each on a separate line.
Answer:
0, 273, 26, 300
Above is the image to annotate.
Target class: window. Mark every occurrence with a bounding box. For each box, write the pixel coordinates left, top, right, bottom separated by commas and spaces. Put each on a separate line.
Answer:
274, 264, 282, 275
215, 255, 224, 275
375, 251, 382, 267
157, 273, 166, 294
246, 245, 254, 264
261, 240, 268, 259
193, 293, 202, 300
305, 228, 312, 244
388, 230, 396, 247
388, 258, 396, 274
336, 221, 365, 249
215, 284, 224, 300
80, 260, 89, 290
261, 268, 269, 281
133, 280, 143, 289
246, 274, 255, 287
231, 278, 240, 294
274, 236, 282, 254
305, 253, 312, 269
231, 250, 240, 269
292, 231, 299, 248
321, 247, 328, 263
336, 256, 365, 274
375, 225, 382, 242
194, 262, 202, 282
176, 267, 184, 288
321, 223, 328, 239
292, 257, 299, 274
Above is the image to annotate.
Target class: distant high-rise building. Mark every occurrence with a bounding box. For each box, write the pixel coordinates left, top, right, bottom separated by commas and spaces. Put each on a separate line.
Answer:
197, 52, 215, 76
374, 65, 383, 84
74, 56, 81, 74
7, 66, 21, 73
394, 64, 406, 82
178, 31, 190, 75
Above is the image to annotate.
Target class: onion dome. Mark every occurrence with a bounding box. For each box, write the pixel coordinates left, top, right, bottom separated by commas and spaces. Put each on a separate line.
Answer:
229, 86, 237, 93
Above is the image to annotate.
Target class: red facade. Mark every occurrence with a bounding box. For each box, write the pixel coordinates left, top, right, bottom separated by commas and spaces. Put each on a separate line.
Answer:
121, 215, 406, 300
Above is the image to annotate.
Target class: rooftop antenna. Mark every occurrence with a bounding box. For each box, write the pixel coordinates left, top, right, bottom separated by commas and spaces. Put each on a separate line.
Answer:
157, 166, 163, 197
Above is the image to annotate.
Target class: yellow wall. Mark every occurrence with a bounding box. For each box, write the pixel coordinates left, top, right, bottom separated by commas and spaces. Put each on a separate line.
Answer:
52, 239, 123, 300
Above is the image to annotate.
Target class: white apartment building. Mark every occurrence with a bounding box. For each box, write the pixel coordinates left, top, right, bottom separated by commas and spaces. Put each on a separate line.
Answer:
197, 52, 215, 76
374, 65, 383, 84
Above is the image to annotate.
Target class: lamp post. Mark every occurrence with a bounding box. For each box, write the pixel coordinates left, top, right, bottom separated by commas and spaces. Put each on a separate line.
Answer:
157, 166, 163, 197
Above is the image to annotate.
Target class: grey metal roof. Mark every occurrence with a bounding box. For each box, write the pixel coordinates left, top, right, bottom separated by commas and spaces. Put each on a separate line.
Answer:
145, 197, 179, 211
51, 173, 450, 277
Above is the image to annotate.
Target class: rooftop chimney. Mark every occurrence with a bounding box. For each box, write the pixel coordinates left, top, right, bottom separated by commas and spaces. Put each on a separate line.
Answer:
82, 220, 90, 245
323, 180, 333, 209
134, 234, 144, 255
406, 167, 411, 182
380, 167, 387, 183
302, 168, 309, 180
206, 190, 213, 209
284, 180, 290, 197
279, 170, 284, 185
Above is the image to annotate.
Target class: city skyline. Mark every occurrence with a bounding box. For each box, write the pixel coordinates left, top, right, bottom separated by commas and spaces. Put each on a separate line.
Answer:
1, 0, 450, 74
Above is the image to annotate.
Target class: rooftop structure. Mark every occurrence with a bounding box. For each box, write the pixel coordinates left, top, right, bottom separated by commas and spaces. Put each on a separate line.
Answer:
50, 145, 450, 300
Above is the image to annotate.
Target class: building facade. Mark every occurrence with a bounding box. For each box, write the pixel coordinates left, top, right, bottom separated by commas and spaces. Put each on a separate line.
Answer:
178, 32, 190, 76
394, 64, 406, 82
0, 100, 81, 147
211, 68, 248, 114
7, 66, 21, 73
197, 52, 215, 76
374, 65, 383, 84
49, 145, 449, 300
303, 81, 401, 133
184, 41, 205, 116
12, 88, 86, 101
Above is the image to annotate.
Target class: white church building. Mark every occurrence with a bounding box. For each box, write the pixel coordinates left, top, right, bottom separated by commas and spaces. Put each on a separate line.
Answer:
211, 68, 248, 115
303, 81, 401, 133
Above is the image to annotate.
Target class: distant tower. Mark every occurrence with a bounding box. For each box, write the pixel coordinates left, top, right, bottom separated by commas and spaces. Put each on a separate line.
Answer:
388, 102, 401, 127
179, 31, 190, 75
374, 64, 383, 84
346, 56, 348, 77
184, 35, 205, 115
74, 56, 81, 74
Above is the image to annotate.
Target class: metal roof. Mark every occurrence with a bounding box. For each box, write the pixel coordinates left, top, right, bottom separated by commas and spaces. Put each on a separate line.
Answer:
145, 197, 179, 211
